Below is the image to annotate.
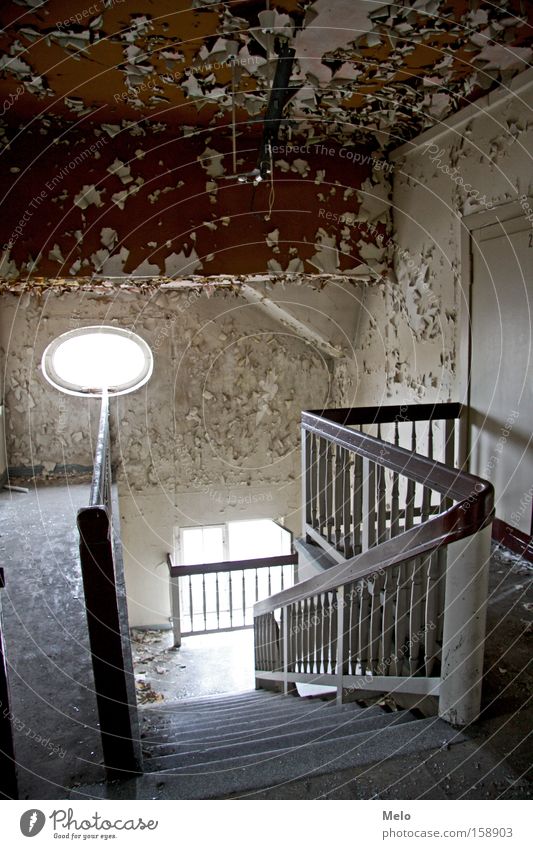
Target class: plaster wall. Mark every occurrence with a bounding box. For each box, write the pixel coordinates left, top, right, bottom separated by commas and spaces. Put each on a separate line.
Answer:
0, 281, 356, 626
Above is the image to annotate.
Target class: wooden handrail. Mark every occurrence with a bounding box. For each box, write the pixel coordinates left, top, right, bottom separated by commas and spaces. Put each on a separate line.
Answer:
305, 402, 462, 427
167, 552, 298, 577
254, 413, 493, 616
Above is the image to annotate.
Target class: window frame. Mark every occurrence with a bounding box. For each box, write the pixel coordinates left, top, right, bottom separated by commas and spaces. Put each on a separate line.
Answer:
40, 325, 153, 397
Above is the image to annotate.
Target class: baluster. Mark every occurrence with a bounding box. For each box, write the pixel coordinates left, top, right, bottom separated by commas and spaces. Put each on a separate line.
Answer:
349, 583, 361, 676
268, 566, 272, 597
254, 568, 259, 603
256, 615, 263, 670
272, 613, 280, 672
334, 446, 344, 551
421, 422, 433, 521
325, 442, 334, 543
330, 590, 338, 676
201, 573, 207, 631
308, 596, 316, 674
242, 570, 246, 627
369, 572, 383, 674
295, 600, 303, 673
393, 561, 410, 675
390, 422, 400, 538
436, 547, 447, 645
188, 575, 194, 632
215, 572, 220, 630
322, 593, 331, 674
362, 458, 377, 551
301, 598, 308, 673
381, 566, 395, 675
310, 432, 318, 530
424, 552, 439, 675
315, 594, 324, 673
254, 617, 259, 669
318, 437, 327, 539
342, 449, 353, 558
287, 605, 295, 672
441, 418, 455, 511
338, 586, 350, 677
404, 422, 417, 531
377, 465, 387, 544
229, 571, 233, 629
304, 427, 313, 529
358, 580, 371, 676
352, 453, 363, 554
409, 557, 424, 675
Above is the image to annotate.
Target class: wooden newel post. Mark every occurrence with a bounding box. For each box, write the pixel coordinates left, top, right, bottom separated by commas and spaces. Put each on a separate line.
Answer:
439, 523, 492, 726
0, 568, 18, 799
78, 506, 142, 778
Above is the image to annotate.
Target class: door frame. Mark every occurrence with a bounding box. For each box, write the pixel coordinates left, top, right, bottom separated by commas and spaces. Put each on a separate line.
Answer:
459, 197, 533, 464
460, 197, 533, 554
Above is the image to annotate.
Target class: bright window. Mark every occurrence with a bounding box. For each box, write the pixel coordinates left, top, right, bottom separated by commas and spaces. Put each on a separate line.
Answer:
41, 325, 153, 397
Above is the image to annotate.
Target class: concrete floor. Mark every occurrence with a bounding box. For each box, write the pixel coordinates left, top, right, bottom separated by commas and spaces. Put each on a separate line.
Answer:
131, 628, 255, 702
1, 481, 532, 799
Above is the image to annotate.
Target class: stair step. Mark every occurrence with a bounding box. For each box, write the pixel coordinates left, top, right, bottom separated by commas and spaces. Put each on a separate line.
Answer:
140, 703, 386, 745
143, 710, 416, 769
140, 689, 281, 712
140, 696, 365, 732
140, 718, 465, 799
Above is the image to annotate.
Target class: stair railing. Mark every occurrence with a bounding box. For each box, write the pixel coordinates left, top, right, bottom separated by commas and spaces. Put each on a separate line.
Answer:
166, 551, 298, 646
77, 389, 142, 778
254, 404, 494, 727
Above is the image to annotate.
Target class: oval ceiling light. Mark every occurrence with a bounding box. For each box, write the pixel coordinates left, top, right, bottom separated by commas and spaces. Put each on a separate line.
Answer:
41, 326, 153, 397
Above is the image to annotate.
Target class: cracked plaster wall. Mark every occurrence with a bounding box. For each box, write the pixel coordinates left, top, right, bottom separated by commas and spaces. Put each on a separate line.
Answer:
1, 284, 342, 626
335, 79, 533, 410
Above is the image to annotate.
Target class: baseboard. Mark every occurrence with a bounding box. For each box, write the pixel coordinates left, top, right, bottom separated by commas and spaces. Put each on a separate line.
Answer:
492, 517, 533, 564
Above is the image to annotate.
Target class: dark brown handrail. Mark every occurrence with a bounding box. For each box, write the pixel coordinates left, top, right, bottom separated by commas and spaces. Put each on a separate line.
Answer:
77, 392, 141, 778
254, 412, 493, 616
305, 402, 462, 427
167, 552, 298, 577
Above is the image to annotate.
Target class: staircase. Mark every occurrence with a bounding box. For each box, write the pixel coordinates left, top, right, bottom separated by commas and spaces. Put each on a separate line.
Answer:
139, 689, 463, 799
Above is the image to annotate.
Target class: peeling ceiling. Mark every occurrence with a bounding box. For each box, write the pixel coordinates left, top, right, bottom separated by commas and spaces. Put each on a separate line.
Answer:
0, 0, 531, 285
1, 0, 531, 149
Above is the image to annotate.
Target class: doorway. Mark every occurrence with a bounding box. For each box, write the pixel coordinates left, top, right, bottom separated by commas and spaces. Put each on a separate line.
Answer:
467, 204, 533, 537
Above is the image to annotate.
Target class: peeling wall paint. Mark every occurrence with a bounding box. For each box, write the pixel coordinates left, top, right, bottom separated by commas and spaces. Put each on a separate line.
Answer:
0, 281, 359, 625
340, 79, 533, 410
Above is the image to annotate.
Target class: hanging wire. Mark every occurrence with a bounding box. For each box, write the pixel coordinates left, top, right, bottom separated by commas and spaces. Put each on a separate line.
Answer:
231, 58, 237, 175
265, 143, 275, 221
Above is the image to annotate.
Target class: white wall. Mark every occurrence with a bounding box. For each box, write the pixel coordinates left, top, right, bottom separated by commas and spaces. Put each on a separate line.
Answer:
390, 70, 533, 407
0, 281, 360, 627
